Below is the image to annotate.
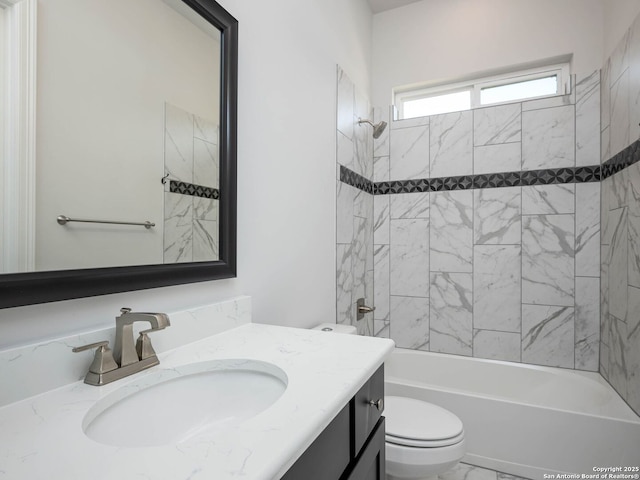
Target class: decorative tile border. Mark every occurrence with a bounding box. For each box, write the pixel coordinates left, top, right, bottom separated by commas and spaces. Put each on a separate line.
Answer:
339, 165, 374, 194
170, 180, 219, 199
601, 138, 640, 179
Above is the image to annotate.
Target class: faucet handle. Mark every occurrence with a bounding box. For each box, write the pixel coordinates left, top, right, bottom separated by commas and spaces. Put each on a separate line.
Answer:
73, 341, 119, 374
135, 329, 159, 360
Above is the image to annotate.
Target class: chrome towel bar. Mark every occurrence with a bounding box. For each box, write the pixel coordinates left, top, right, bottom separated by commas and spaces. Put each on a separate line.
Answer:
57, 215, 155, 229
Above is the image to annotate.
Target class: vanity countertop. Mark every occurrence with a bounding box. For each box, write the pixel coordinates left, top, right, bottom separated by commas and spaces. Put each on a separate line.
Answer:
0, 323, 394, 480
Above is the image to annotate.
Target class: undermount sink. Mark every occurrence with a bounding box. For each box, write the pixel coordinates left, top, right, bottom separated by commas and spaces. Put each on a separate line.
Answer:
82, 359, 288, 447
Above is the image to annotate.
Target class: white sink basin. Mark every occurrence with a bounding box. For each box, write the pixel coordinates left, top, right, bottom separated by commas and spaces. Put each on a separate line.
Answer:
83, 359, 288, 447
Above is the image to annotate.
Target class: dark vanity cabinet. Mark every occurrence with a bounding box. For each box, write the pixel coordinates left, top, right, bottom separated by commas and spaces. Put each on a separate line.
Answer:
281, 365, 385, 480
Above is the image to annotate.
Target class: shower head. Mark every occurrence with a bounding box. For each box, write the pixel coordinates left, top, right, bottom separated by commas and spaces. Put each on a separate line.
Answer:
358, 118, 388, 139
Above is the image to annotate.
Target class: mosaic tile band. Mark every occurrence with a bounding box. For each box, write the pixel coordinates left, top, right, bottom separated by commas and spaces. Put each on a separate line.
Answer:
601, 138, 640, 179
169, 180, 220, 199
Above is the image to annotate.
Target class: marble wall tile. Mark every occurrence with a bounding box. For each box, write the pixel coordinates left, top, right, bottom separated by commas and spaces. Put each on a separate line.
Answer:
521, 93, 573, 111
373, 106, 390, 157
193, 197, 218, 222
610, 71, 630, 156
601, 177, 613, 245
194, 138, 218, 188
163, 192, 193, 263
194, 115, 217, 144
390, 192, 429, 219
373, 196, 390, 245
354, 90, 373, 178
609, 207, 628, 321
630, 16, 640, 143
389, 124, 430, 180
391, 115, 429, 130
522, 214, 575, 306
374, 320, 390, 338
354, 187, 373, 219
626, 285, 640, 414
337, 66, 354, 139
610, 168, 629, 210
337, 181, 355, 244
373, 155, 390, 182
430, 272, 473, 356
473, 245, 521, 332
601, 126, 611, 163
609, 29, 630, 87
474, 187, 521, 245
430, 191, 473, 272
473, 330, 521, 362
522, 304, 575, 368
429, 111, 473, 177
474, 104, 521, 146
575, 277, 600, 371
390, 295, 429, 350
473, 142, 521, 175
374, 245, 390, 322
607, 315, 629, 400
522, 184, 575, 215
630, 163, 640, 287
601, 244, 610, 329
601, 60, 611, 132
522, 105, 575, 170
575, 182, 601, 277
337, 131, 354, 171
390, 218, 429, 297
165, 103, 194, 183
575, 71, 601, 167
193, 219, 218, 261
336, 243, 354, 326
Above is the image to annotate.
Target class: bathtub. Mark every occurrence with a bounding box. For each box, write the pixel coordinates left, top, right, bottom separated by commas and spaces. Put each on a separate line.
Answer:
385, 348, 640, 479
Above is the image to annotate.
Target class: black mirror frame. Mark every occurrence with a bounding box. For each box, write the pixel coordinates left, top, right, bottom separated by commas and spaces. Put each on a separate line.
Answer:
0, 0, 238, 309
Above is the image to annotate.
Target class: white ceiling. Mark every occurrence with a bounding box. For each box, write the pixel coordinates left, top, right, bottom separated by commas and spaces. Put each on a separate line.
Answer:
367, 0, 423, 14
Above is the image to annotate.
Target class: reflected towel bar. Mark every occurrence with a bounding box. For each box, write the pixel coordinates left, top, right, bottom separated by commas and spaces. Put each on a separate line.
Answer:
57, 215, 155, 229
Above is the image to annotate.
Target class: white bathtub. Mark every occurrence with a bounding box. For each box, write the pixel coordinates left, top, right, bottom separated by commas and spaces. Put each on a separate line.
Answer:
385, 348, 640, 479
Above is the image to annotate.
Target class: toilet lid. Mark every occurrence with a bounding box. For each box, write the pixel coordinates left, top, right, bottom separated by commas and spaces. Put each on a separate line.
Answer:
385, 396, 463, 444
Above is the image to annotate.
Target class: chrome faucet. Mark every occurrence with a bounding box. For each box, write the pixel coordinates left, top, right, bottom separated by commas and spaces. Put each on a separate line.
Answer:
73, 308, 170, 386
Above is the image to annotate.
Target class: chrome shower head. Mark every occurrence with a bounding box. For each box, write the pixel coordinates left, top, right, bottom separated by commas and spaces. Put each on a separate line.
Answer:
358, 118, 388, 139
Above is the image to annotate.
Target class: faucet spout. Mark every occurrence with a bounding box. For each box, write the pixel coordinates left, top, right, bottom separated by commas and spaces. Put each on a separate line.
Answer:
113, 308, 171, 367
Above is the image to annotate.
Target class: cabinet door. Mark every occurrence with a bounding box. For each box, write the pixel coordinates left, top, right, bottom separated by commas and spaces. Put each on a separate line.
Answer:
353, 365, 384, 455
343, 417, 385, 480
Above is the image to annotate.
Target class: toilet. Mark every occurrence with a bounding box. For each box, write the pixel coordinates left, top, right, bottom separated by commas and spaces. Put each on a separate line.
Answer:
312, 324, 466, 480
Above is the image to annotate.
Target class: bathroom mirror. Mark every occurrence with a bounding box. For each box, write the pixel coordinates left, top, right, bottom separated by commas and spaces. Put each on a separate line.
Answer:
0, 0, 237, 308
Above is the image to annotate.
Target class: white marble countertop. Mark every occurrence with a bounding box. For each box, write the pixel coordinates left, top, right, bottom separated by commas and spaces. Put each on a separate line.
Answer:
0, 323, 394, 480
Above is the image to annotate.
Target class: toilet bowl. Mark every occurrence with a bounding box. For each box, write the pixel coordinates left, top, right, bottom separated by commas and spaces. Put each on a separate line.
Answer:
310, 325, 465, 479
385, 395, 465, 480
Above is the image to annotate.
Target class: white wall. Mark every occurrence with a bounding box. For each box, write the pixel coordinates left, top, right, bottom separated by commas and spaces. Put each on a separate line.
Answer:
0, 0, 372, 349
371, 0, 604, 107
602, 0, 640, 59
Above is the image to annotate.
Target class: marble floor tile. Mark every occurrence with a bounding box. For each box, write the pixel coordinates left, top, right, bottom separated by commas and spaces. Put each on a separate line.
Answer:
193, 219, 218, 262
374, 245, 390, 322
522, 105, 575, 170
575, 182, 601, 277
522, 304, 574, 368
337, 66, 354, 140
165, 103, 194, 183
390, 218, 429, 297
473, 330, 521, 362
575, 277, 600, 371
473, 142, 521, 175
336, 243, 354, 326
431, 191, 473, 272
473, 245, 521, 332
610, 71, 630, 157
474, 187, 521, 245
575, 71, 601, 167
473, 104, 521, 146
430, 273, 473, 356
337, 180, 355, 244
390, 124, 430, 180
429, 111, 473, 177
163, 192, 193, 263
522, 184, 575, 215
438, 462, 497, 480
522, 215, 575, 306
609, 207, 628, 321
390, 192, 429, 219
390, 295, 429, 350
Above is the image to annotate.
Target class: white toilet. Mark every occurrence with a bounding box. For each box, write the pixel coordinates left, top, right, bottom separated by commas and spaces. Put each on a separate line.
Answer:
385, 395, 465, 480
312, 324, 466, 480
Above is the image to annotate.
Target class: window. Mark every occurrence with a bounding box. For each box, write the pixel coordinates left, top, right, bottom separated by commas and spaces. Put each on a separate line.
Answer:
395, 62, 570, 120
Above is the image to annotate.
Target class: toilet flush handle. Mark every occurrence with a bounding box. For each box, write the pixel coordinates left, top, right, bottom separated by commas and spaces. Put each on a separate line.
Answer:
369, 398, 384, 411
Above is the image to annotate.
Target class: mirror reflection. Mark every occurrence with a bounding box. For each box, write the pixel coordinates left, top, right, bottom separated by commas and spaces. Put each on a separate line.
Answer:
1, 0, 221, 274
